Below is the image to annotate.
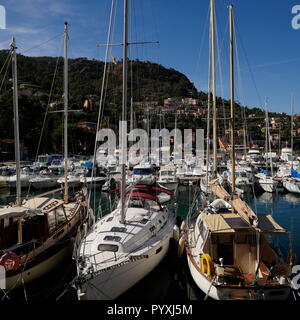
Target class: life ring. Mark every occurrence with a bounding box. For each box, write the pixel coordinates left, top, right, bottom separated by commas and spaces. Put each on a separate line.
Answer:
201, 254, 214, 276
0, 252, 20, 271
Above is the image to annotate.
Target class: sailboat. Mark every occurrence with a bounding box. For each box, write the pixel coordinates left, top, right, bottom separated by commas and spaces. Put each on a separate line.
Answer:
184, 2, 292, 300
75, 0, 176, 300
255, 103, 278, 193
282, 95, 300, 194
0, 28, 88, 291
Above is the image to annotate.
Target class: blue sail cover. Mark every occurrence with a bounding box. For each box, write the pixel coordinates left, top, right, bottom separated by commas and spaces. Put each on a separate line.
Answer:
291, 170, 300, 179
84, 162, 93, 169
259, 168, 269, 176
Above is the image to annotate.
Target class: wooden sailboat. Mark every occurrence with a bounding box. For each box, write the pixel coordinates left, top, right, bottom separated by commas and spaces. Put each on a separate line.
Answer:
184, 3, 292, 300
0, 27, 88, 292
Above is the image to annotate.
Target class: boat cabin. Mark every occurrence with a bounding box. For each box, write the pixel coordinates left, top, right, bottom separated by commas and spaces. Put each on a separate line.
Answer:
0, 198, 76, 256
196, 212, 291, 286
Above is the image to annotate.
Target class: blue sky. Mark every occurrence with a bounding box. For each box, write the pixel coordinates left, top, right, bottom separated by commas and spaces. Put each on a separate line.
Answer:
1, 0, 300, 114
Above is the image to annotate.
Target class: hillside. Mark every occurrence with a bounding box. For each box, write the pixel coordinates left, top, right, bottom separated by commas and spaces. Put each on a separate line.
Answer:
0, 51, 297, 158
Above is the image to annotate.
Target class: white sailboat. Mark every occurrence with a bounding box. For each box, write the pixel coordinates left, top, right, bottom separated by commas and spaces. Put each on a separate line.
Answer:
282, 95, 300, 194
75, 0, 176, 300
255, 103, 278, 193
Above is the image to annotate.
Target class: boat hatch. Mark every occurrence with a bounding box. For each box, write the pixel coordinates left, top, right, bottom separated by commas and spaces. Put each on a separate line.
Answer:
97, 244, 118, 252
111, 227, 127, 233
140, 218, 149, 225
104, 236, 121, 242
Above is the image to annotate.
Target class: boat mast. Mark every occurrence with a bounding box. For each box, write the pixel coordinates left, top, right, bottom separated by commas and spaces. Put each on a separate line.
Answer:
11, 38, 21, 206
64, 22, 69, 203
120, 0, 128, 224
210, 0, 217, 176
265, 101, 274, 177
291, 93, 295, 171
229, 5, 236, 192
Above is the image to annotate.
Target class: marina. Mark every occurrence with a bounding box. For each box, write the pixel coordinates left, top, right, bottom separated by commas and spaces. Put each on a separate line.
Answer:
1, 0, 300, 303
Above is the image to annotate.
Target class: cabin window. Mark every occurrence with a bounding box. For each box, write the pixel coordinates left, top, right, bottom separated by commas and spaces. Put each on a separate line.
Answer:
111, 227, 127, 233
140, 218, 149, 225
47, 207, 67, 233
104, 236, 121, 242
56, 207, 67, 224
149, 226, 156, 233
156, 246, 163, 254
47, 211, 57, 233
130, 199, 144, 208
199, 220, 208, 239
106, 217, 113, 222
97, 244, 118, 252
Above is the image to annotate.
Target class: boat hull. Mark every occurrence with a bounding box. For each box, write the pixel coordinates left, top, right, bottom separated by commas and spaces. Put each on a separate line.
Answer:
187, 250, 290, 300
157, 181, 178, 192
30, 179, 59, 190
5, 241, 73, 289
283, 180, 300, 194
78, 235, 172, 300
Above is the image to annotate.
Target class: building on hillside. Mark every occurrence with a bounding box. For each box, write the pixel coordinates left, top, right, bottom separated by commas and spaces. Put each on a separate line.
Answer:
19, 83, 42, 96
292, 129, 300, 137
164, 98, 181, 108
270, 133, 280, 143
270, 117, 281, 129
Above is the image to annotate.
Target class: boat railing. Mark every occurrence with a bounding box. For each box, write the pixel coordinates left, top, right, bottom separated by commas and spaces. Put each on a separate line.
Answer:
79, 251, 149, 275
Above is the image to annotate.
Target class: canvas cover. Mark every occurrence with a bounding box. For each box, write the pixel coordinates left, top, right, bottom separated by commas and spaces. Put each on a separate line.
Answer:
201, 213, 287, 235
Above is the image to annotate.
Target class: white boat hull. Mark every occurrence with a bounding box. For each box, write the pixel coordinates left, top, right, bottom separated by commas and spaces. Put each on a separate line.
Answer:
283, 180, 300, 194
187, 251, 290, 300
257, 181, 278, 193
157, 181, 178, 192
7, 176, 30, 189
78, 234, 172, 300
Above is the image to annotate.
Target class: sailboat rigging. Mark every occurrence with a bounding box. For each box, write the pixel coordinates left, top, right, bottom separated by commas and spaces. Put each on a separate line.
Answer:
75, 0, 176, 300
183, 2, 292, 301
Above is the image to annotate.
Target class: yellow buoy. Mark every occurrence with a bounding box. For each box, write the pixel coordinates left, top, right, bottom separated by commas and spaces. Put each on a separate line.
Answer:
201, 254, 214, 276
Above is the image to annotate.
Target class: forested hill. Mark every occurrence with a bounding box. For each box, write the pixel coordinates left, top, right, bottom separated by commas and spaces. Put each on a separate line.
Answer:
0, 50, 296, 158
0, 50, 198, 103
0, 50, 200, 157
